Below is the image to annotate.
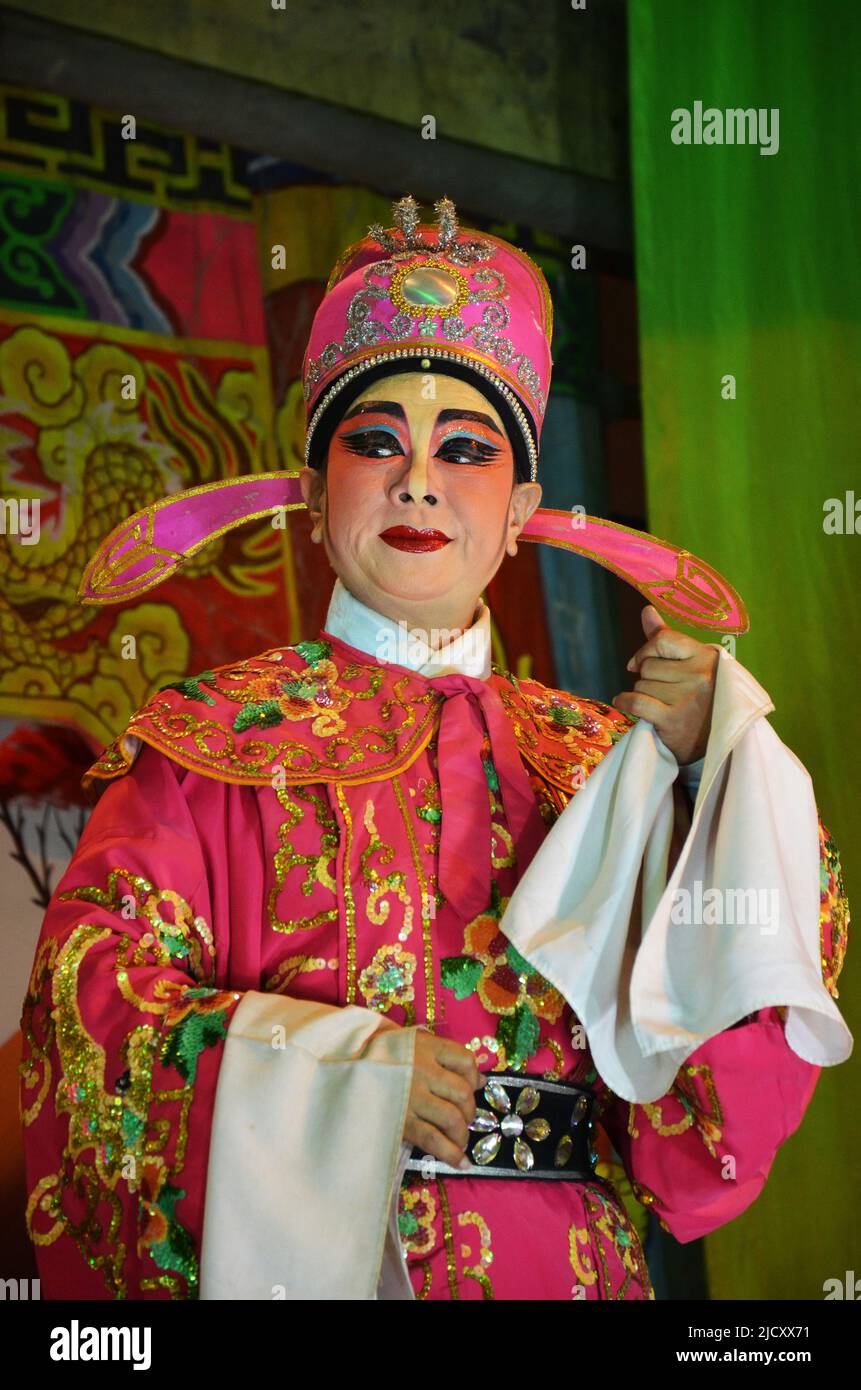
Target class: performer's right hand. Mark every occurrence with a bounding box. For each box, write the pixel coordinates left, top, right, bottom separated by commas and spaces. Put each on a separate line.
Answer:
403, 1031, 481, 1169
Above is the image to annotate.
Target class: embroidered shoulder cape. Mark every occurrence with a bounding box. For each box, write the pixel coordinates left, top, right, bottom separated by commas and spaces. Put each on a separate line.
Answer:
83, 633, 633, 797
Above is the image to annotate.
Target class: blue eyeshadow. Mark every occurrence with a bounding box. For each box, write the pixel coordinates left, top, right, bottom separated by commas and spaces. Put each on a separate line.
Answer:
340, 424, 402, 442
439, 430, 497, 445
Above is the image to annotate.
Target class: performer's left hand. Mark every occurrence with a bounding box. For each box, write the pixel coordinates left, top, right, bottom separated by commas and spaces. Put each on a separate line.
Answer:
611, 605, 719, 765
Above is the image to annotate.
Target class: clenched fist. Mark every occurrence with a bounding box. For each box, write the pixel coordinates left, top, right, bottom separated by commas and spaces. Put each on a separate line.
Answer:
612, 605, 719, 766
403, 1030, 481, 1169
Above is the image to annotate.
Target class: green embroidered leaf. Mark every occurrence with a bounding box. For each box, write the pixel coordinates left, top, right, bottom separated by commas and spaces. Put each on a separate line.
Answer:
281, 678, 319, 700
440, 955, 483, 1000
161, 671, 218, 706
156, 1184, 182, 1222
146, 1182, 200, 1297
398, 1210, 419, 1237
121, 1108, 145, 1148
294, 638, 331, 665
516, 1010, 540, 1059
233, 699, 284, 733
416, 805, 442, 824
160, 932, 189, 959
496, 1004, 540, 1069
61, 884, 114, 907
505, 941, 536, 977
162, 1008, 228, 1084
482, 757, 500, 792
549, 703, 583, 727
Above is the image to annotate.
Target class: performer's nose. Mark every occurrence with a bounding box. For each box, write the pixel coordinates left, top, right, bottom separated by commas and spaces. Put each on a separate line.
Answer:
398, 448, 438, 507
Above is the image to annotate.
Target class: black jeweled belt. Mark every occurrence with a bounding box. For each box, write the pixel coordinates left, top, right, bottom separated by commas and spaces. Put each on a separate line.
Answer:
405, 1071, 597, 1181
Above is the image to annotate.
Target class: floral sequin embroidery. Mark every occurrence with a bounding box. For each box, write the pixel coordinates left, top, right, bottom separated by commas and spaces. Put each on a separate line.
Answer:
398, 1185, 438, 1257
358, 942, 417, 1019
22, 901, 239, 1298
569, 1184, 654, 1300
629, 1062, 723, 1158
59, 869, 216, 984
85, 643, 440, 788
234, 645, 355, 737
441, 880, 565, 1069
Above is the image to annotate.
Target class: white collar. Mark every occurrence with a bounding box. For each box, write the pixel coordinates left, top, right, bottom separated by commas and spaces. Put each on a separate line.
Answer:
323, 577, 492, 680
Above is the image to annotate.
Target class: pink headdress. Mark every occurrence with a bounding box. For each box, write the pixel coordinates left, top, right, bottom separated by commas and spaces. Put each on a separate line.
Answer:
78, 195, 748, 633
302, 195, 551, 484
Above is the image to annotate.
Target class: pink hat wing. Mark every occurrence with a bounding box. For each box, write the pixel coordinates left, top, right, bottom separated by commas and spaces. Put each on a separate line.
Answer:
520, 510, 748, 633
77, 475, 306, 605
78, 480, 747, 633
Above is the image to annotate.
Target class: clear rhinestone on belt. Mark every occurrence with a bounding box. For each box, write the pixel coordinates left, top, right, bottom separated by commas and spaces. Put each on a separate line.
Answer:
468, 1080, 551, 1170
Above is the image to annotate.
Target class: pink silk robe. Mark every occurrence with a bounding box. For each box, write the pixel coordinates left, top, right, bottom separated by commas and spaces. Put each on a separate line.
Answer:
19, 633, 850, 1299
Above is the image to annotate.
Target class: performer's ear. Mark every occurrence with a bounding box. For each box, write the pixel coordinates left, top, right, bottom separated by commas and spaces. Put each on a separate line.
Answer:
505, 481, 542, 557
299, 465, 326, 543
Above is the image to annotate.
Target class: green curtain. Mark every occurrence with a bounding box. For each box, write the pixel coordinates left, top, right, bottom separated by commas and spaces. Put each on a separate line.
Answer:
628, 0, 859, 1299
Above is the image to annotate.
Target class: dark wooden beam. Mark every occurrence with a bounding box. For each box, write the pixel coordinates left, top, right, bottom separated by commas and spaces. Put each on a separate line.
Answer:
0, 4, 632, 252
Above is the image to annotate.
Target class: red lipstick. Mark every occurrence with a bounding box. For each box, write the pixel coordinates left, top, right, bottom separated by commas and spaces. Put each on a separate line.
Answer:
379, 526, 452, 553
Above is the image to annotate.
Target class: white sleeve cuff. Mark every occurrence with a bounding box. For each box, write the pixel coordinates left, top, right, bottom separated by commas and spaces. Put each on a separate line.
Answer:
199, 992, 416, 1299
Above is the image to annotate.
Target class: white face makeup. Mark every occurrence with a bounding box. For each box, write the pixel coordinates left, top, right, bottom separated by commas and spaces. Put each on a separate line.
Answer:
299, 372, 542, 631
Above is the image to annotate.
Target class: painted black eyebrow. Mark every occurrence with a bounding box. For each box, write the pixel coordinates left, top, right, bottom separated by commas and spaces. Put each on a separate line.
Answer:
436, 408, 502, 437
339, 401, 406, 423
339, 401, 502, 437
